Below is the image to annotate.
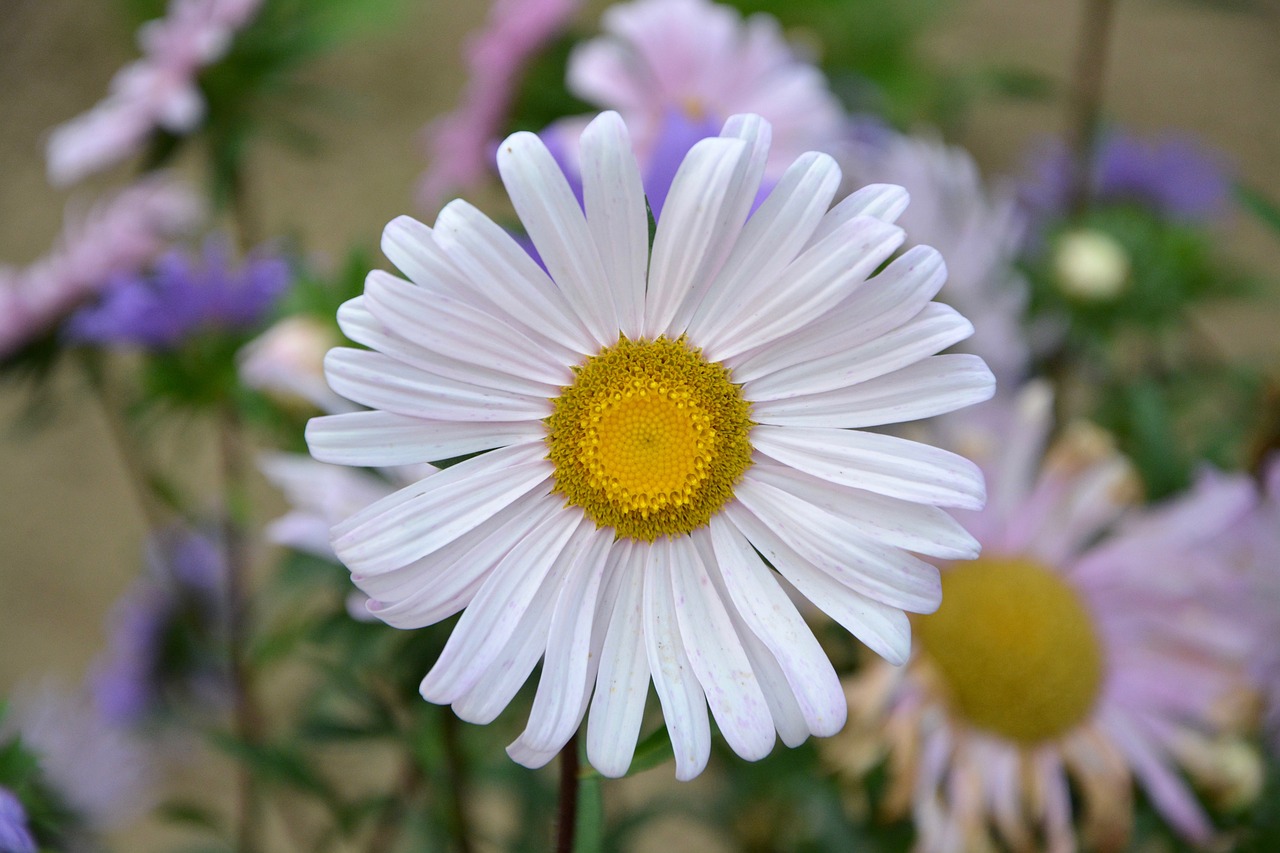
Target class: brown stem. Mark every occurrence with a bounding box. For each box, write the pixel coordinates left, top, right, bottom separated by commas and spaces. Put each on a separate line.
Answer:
1064, 0, 1120, 218
218, 405, 264, 853
555, 733, 580, 853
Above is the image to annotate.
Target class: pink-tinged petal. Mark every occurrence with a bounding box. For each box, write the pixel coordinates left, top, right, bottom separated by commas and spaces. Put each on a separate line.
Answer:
498, 130, 618, 346
420, 509, 588, 704
670, 535, 776, 761
752, 425, 985, 510
643, 538, 711, 780
307, 410, 541, 468
331, 442, 551, 574
706, 518, 846, 738
644, 137, 748, 336
805, 184, 910, 247
724, 502, 911, 664
751, 354, 995, 429
580, 111, 648, 339
587, 547, 651, 777
380, 216, 472, 297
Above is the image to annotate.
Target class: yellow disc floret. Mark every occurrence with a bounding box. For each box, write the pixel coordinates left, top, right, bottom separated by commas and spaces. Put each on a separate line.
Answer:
546, 335, 753, 540
913, 557, 1106, 745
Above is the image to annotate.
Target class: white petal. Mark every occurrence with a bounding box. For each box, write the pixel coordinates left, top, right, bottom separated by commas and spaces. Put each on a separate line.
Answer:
586, 548, 651, 777
498, 130, 618, 346
744, 303, 974, 401
668, 114, 772, 332
707, 215, 904, 362
732, 476, 942, 613
752, 425, 985, 510
643, 538, 711, 780
420, 509, 587, 703
507, 528, 614, 767
644, 137, 748, 337
364, 270, 573, 387
433, 199, 595, 358
747, 461, 980, 560
685, 151, 841, 352
751, 354, 996, 429
380, 215, 471, 296
670, 536, 775, 762
805, 184, 910, 249
730, 245, 948, 383
706, 518, 846, 738
451, 595, 551, 725
324, 347, 551, 423
725, 502, 911, 665
331, 442, 551, 574
307, 410, 543, 467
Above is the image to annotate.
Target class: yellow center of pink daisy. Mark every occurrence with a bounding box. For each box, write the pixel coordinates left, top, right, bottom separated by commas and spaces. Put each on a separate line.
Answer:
546, 336, 753, 541
913, 556, 1105, 745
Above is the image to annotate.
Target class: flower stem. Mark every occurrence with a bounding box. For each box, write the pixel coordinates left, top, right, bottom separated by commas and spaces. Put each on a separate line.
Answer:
441, 711, 476, 853
556, 733, 580, 853
1064, 0, 1120, 218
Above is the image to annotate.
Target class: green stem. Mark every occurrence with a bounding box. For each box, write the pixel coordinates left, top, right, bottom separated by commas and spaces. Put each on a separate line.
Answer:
441, 711, 475, 853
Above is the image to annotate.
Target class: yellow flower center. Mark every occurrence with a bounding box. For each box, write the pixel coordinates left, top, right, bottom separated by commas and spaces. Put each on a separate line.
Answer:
546, 336, 753, 540
913, 557, 1106, 745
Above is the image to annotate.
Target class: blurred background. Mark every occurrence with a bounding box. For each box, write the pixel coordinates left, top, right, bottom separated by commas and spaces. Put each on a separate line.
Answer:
1, 0, 1278, 848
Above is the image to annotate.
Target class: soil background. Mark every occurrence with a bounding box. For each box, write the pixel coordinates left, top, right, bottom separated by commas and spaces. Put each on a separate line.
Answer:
0, 0, 1277, 849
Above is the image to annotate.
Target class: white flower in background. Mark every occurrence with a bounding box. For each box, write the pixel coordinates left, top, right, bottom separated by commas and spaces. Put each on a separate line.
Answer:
567, 0, 845, 179
307, 111, 993, 779
239, 316, 355, 413
1053, 228, 1130, 302
843, 130, 1031, 387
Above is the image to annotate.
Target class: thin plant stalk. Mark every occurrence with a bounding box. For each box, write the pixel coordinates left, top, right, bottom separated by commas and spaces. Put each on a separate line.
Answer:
556, 733, 580, 853
441, 711, 476, 853
1064, 0, 1120, 218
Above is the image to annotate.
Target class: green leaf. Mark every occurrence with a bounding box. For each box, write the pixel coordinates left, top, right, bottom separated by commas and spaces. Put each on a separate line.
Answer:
580, 725, 673, 780
1238, 183, 1280, 238
155, 800, 227, 836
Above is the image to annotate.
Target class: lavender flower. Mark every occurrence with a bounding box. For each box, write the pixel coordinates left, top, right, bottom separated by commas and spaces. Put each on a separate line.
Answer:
91, 527, 231, 727
65, 239, 289, 350
0, 788, 36, 853
1021, 130, 1232, 227
0, 177, 200, 358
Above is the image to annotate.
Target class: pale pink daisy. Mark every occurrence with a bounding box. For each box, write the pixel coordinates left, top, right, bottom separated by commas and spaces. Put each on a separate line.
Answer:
46, 0, 265, 186
0, 177, 201, 358
307, 111, 993, 778
836, 385, 1259, 851
566, 0, 845, 180
239, 316, 356, 414
843, 130, 1031, 386
417, 0, 583, 212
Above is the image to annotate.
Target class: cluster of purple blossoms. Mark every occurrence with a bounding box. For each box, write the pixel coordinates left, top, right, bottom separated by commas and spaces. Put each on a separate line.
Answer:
47, 0, 266, 186
0, 787, 36, 853
66, 239, 289, 351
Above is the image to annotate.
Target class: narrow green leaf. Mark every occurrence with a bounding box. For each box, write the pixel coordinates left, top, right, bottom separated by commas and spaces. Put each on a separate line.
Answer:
573, 775, 604, 853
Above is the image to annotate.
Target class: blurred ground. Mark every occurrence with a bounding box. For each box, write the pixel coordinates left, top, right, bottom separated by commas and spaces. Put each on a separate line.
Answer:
0, 0, 1277, 849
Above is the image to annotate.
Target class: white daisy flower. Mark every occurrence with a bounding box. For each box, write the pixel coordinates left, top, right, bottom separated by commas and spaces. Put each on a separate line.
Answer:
306, 111, 994, 779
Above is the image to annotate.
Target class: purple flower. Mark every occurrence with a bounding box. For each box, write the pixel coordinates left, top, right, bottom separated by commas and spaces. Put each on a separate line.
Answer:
0, 788, 36, 853
65, 238, 289, 350
1021, 130, 1232, 226
91, 526, 231, 728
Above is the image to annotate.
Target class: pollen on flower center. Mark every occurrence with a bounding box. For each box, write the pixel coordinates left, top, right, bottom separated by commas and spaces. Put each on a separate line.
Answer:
913, 557, 1105, 745
545, 335, 753, 541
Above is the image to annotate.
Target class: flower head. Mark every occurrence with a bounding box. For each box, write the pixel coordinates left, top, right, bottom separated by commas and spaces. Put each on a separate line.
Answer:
0, 177, 201, 358
65, 238, 289, 350
835, 386, 1259, 850
308, 111, 993, 779
46, 0, 265, 186
1231, 455, 1280, 755
90, 526, 232, 727
566, 0, 845, 180
238, 316, 353, 413
417, 0, 583, 211
0, 788, 37, 853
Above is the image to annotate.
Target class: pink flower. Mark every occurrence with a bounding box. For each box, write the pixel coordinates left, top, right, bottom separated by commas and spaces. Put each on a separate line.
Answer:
833, 386, 1260, 851
566, 0, 844, 179
0, 177, 201, 357
417, 0, 583, 212
46, 0, 265, 186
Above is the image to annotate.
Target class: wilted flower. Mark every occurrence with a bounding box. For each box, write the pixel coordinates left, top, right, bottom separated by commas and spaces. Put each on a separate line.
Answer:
308, 111, 992, 779
834, 386, 1259, 851
0, 177, 201, 359
417, 0, 583, 211
91, 526, 231, 727
566, 0, 845, 180
843, 129, 1030, 386
46, 0, 266, 186
65, 239, 289, 350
